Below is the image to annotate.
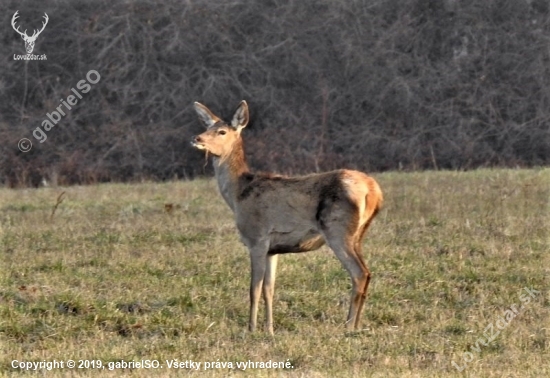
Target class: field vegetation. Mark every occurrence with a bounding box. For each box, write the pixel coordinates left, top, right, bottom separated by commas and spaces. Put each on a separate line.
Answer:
1, 168, 548, 376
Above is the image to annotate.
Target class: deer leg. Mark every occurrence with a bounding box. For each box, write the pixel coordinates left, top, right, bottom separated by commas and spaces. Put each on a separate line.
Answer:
352, 241, 371, 329
353, 262, 371, 329
324, 232, 369, 330
248, 245, 268, 332
263, 253, 278, 335
346, 260, 369, 330
353, 217, 376, 329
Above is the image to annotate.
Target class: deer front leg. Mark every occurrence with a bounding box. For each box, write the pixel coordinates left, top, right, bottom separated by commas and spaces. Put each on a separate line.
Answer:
248, 246, 268, 332
263, 254, 278, 335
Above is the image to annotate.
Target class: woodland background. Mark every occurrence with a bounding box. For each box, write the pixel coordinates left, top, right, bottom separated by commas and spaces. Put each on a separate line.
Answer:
1, 0, 549, 187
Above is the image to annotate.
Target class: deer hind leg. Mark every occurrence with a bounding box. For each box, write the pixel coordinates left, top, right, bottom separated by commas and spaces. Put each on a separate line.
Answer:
322, 224, 369, 331
263, 253, 278, 335
353, 220, 372, 329
353, 203, 380, 328
354, 226, 371, 329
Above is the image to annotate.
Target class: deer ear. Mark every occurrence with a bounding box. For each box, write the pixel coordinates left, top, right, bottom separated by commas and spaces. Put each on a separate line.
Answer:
231, 100, 249, 132
194, 102, 221, 128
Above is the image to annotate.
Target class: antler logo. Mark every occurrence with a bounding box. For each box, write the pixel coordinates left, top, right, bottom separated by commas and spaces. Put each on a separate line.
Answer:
11, 11, 49, 54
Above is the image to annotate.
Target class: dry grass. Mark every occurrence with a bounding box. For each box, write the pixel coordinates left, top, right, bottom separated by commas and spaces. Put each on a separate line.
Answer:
0, 169, 549, 377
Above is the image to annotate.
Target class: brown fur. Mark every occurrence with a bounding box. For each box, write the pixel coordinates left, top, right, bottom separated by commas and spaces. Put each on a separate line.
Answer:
192, 101, 383, 334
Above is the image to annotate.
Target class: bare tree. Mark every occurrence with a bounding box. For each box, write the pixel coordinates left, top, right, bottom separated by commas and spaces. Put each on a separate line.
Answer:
1, 0, 549, 186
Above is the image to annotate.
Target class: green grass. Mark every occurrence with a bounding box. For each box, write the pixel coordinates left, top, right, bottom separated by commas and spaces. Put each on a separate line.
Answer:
0, 169, 548, 377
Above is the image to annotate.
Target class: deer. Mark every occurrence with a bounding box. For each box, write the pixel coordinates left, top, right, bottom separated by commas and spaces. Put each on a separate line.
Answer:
11, 11, 49, 54
191, 101, 383, 335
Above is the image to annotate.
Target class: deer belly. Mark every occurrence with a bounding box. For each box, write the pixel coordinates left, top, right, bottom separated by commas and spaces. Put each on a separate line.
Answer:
268, 230, 325, 254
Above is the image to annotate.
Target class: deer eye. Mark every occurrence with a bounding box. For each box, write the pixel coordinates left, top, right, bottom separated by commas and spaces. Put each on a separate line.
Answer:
218, 129, 227, 135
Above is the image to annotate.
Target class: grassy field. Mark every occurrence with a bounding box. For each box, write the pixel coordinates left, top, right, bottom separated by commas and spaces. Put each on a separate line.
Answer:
0, 169, 548, 377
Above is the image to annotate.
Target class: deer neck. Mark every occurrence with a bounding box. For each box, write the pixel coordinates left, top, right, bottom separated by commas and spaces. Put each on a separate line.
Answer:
212, 138, 249, 212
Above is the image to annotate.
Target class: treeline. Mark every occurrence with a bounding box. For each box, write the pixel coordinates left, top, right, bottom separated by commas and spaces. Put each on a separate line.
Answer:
1, 0, 549, 187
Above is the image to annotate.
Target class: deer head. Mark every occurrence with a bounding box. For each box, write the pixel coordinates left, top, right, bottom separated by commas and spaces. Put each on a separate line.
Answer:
192, 101, 249, 158
11, 11, 49, 54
